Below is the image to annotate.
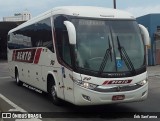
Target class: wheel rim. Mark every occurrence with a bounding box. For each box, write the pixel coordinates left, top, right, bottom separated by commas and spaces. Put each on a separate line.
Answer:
51, 85, 57, 100
16, 73, 19, 83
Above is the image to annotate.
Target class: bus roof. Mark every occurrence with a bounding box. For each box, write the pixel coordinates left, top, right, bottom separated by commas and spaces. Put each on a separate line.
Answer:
9, 6, 135, 33
53, 6, 135, 19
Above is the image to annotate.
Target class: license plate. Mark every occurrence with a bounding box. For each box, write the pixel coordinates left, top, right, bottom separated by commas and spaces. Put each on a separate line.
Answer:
112, 95, 125, 101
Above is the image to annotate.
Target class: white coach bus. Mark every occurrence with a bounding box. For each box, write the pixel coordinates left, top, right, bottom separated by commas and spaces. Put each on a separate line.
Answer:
8, 6, 150, 105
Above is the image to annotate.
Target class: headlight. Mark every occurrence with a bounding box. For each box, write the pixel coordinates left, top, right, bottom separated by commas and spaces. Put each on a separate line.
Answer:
75, 79, 98, 90
137, 79, 148, 86
70, 76, 98, 90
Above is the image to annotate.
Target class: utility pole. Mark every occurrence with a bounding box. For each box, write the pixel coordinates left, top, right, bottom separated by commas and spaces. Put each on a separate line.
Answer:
113, 0, 116, 9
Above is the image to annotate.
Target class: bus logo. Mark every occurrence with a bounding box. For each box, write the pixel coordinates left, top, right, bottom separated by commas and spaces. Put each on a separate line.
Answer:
17, 51, 32, 61
12, 48, 42, 64
103, 80, 132, 85
13, 49, 36, 63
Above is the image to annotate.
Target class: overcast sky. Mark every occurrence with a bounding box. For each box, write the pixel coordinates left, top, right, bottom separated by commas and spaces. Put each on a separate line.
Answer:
1, 0, 160, 21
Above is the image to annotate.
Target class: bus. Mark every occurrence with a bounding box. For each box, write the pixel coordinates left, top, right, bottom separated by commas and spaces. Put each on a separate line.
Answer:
8, 6, 150, 105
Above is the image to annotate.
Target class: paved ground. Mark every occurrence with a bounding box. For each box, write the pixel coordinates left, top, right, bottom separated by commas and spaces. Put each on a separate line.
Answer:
147, 65, 160, 77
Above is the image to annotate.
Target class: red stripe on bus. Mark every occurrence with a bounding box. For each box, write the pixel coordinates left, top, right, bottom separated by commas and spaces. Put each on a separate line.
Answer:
34, 48, 42, 64
102, 81, 109, 85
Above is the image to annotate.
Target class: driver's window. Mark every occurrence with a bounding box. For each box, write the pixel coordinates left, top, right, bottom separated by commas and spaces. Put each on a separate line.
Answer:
54, 16, 71, 66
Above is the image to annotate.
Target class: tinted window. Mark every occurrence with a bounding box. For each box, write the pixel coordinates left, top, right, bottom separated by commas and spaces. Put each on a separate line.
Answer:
72, 19, 145, 73
54, 16, 71, 66
8, 18, 54, 52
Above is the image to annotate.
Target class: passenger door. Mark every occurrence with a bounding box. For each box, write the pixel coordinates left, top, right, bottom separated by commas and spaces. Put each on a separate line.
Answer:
54, 15, 74, 103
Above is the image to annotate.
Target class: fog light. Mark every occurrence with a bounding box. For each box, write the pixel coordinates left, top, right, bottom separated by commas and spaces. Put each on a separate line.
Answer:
83, 82, 89, 88
82, 94, 91, 101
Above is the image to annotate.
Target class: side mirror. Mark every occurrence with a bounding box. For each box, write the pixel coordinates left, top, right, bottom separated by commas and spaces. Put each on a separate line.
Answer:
64, 21, 76, 45
139, 24, 150, 46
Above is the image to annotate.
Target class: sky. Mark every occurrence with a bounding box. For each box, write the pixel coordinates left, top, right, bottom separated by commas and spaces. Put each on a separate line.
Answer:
1, 0, 160, 21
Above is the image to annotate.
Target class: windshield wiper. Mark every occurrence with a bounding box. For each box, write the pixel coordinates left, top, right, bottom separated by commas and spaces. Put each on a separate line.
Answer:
117, 36, 136, 75
98, 37, 112, 76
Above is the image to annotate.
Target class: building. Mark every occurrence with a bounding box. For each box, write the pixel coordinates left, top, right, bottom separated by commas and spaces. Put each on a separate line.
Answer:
0, 11, 31, 60
0, 21, 25, 60
3, 10, 31, 22
137, 14, 160, 65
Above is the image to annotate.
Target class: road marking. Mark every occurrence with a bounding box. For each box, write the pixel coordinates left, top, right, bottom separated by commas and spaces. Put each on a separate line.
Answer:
0, 93, 27, 112
0, 76, 11, 79
0, 94, 42, 121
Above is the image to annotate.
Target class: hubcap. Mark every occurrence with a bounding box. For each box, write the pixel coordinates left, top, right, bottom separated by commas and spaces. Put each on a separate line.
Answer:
16, 73, 19, 83
51, 85, 57, 100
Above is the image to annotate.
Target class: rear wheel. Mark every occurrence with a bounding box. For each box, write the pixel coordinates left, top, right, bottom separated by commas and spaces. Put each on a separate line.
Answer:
15, 69, 23, 86
48, 78, 62, 105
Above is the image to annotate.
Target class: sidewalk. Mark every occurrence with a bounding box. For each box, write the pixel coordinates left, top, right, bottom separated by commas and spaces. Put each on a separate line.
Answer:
147, 65, 160, 77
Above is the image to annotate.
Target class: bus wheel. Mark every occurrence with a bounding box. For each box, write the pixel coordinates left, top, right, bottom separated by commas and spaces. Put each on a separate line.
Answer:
15, 69, 23, 86
49, 81, 61, 105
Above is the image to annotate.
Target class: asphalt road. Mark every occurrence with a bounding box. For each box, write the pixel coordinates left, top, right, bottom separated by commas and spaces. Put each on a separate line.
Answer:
0, 62, 160, 121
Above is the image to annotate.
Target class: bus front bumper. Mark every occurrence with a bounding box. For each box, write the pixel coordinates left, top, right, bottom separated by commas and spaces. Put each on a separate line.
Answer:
74, 82, 148, 105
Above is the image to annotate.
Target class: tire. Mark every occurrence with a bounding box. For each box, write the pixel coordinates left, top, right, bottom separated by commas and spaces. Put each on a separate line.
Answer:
48, 80, 62, 105
15, 69, 23, 86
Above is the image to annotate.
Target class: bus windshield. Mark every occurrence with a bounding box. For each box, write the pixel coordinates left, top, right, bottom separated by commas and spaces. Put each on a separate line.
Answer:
71, 19, 145, 74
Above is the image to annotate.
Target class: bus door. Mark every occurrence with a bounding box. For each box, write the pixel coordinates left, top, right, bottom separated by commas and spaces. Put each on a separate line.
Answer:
54, 15, 75, 103
61, 66, 74, 103
55, 32, 74, 103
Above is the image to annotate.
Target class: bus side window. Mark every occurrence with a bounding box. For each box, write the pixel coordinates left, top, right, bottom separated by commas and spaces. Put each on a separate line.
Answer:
54, 16, 72, 66
34, 18, 54, 52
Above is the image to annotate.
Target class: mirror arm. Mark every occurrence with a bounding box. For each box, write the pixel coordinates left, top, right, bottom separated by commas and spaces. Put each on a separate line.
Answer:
64, 21, 76, 45
139, 24, 150, 46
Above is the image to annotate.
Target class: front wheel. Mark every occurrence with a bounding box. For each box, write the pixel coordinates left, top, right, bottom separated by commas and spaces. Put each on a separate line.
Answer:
49, 81, 62, 105
15, 69, 23, 86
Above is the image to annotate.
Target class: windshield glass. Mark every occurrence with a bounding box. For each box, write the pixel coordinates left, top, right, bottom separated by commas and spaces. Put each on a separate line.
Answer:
110, 21, 144, 72
72, 19, 145, 73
